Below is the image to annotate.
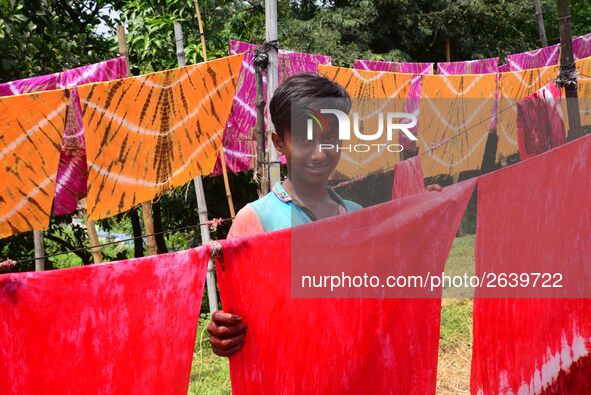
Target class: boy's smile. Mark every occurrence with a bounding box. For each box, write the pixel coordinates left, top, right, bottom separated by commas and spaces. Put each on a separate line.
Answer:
273, 122, 341, 185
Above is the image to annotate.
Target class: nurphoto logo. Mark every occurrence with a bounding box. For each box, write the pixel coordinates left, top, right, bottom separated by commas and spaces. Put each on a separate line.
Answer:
306, 108, 417, 153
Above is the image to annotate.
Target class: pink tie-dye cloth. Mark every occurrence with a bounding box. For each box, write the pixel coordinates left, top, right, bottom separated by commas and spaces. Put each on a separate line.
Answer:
212, 41, 331, 175
573, 32, 591, 60
436, 58, 499, 75
516, 82, 566, 160
0, 57, 127, 215
353, 60, 434, 151
507, 44, 560, 71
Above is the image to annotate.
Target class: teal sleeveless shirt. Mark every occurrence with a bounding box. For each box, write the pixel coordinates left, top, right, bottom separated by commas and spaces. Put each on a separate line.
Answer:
248, 182, 363, 233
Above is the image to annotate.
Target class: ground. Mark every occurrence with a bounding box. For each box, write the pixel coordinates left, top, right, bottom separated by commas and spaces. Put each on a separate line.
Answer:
189, 235, 476, 394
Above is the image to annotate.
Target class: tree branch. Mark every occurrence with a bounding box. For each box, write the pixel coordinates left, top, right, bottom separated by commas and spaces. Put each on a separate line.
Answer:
44, 233, 91, 264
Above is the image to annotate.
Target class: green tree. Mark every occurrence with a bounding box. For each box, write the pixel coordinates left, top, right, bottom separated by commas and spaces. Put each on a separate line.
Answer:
0, 0, 124, 81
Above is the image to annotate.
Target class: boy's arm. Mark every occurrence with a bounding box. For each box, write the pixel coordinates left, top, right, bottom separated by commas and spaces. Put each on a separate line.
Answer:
227, 205, 265, 239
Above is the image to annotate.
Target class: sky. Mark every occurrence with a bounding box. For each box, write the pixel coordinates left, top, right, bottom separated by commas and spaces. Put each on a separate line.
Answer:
95, 4, 122, 37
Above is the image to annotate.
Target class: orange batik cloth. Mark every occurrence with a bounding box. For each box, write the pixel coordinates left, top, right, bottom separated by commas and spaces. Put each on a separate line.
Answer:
78, 54, 243, 220
418, 73, 497, 178
318, 65, 413, 179
0, 90, 69, 238
574, 56, 591, 127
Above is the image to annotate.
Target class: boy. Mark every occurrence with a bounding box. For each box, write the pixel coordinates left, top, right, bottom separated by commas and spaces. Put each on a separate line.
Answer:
207, 73, 440, 356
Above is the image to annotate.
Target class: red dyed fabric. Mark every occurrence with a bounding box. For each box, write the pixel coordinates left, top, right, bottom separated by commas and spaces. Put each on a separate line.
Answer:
0, 248, 208, 395
516, 82, 566, 160
391, 156, 425, 199
217, 181, 476, 394
472, 134, 591, 394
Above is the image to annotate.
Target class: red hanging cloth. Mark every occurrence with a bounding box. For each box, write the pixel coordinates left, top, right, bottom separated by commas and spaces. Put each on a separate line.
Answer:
217, 180, 475, 394
472, 134, 591, 393
0, 248, 209, 395
391, 156, 425, 199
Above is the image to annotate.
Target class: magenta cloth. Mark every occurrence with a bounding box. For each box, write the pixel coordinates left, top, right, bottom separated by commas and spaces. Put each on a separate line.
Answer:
573, 33, 591, 60
0, 73, 59, 95
498, 63, 510, 72
0, 247, 208, 395
212, 41, 331, 175
472, 133, 591, 393
436, 58, 499, 75
517, 82, 566, 160
391, 156, 425, 199
353, 60, 434, 74
353, 59, 434, 151
0, 57, 127, 215
507, 44, 560, 71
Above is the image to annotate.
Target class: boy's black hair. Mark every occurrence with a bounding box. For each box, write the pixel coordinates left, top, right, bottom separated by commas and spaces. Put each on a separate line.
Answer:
269, 73, 351, 139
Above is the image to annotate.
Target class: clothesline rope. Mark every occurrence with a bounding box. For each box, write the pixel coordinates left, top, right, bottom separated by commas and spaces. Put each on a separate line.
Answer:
10, 217, 233, 266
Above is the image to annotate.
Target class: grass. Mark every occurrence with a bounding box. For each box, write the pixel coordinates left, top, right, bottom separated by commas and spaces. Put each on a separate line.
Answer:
437, 235, 475, 393
188, 316, 232, 395
189, 235, 476, 394
437, 299, 473, 394
443, 234, 476, 298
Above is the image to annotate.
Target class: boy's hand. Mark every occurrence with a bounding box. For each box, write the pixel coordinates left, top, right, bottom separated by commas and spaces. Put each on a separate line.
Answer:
207, 310, 247, 357
426, 184, 443, 192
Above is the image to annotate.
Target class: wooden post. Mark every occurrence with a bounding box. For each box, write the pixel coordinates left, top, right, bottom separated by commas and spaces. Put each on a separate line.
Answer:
86, 219, 103, 263
117, 24, 158, 255
33, 230, 45, 271
556, 0, 582, 140
141, 202, 158, 255
265, 0, 281, 189
534, 0, 549, 47
174, 22, 218, 313
445, 37, 451, 62
117, 25, 130, 73
77, 199, 103, 263
452, 173, 465, 237
67, 92, 104, 263
254, 54, 269, 197
192, 0, 236, 218
129, 208, 144, 258
193, 0, 207, 60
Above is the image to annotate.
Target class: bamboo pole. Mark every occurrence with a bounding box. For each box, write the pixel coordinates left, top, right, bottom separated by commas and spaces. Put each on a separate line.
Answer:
534, 0, 549, 47
33, 230, 45, 271
265, 0, 281, 189
174, 22, 218, 313
117, 24, 158, 255
556, 0, 582, 140
452, 173, 465, 237
86, 219, 103, 263
71, 88, 103, 265
77, 198, 103, 263
254, 52, 269, 197
192, 0, 236, 218
141, 202, 157, 255
445, 37, 451, 62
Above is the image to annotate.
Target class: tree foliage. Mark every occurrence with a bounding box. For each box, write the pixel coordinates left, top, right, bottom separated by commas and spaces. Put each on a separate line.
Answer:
0, 0, 124, 82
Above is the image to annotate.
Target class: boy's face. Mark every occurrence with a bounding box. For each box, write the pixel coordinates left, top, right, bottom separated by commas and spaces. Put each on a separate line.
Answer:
272, 118, 341, 185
